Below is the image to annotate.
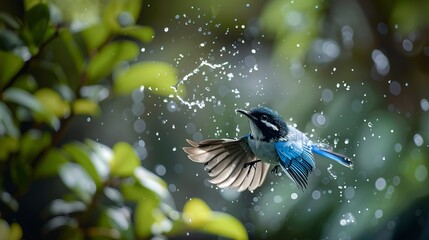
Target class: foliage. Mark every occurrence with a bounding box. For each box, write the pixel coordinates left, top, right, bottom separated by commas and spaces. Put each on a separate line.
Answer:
0, 1, 247, 239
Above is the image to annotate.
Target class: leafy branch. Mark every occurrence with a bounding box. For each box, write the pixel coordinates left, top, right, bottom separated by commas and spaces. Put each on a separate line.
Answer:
0, 1, 247, 239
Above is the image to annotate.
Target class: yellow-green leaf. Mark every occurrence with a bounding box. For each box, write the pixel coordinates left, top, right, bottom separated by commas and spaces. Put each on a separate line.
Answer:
79, 23, 111, 53
72, 99, 100, 116
0, 136, 19, 161
3, 88, 60, 130
114, 62, 177, 96
87, 41, 139, 84
0, 51, 24, 89
103, 0, 142, 31
110, 142, 140, 177
34, 88, 70, 118
183, 198, 212, 227
134, 197, 160, 238
182, 198, 248, 240
118, 25, 154, 43
0, 219, 23, 240
34, 148, 68, 178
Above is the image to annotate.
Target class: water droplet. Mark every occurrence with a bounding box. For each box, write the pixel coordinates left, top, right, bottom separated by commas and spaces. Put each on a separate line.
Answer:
375, 209, 383, 219
375, 177, 386, 191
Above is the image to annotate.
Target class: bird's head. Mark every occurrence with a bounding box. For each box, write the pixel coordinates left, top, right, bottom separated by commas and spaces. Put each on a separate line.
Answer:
236, 107, 288, 141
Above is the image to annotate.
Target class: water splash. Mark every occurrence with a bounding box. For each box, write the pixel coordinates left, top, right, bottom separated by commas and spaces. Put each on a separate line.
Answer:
171, 60, 229, 109
339, 212, 356, 226
327, 164, 337, 179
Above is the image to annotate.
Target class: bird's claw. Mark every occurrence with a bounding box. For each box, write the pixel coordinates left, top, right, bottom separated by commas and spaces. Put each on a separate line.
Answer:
271, 165, 280, 174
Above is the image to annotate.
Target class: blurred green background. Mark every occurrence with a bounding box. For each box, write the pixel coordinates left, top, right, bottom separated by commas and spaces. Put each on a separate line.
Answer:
1, 0, 429, 239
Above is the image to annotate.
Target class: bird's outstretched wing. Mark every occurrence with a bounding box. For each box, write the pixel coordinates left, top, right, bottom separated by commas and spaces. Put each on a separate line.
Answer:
274, 141, 316, 190
183, 138, 270, 192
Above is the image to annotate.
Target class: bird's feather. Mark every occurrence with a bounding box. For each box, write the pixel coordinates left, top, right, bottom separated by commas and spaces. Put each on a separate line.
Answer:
311, 145, 353, 168
184, 137, 270, 192
275, 141, 315, 190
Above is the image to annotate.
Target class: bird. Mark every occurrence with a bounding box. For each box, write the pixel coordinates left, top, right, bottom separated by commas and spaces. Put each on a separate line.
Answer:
183, 106, 353, 192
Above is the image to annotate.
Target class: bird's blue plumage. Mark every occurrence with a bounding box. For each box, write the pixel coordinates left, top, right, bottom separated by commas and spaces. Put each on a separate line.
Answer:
184, 106, 353, 192
274, 141, 316, 189
311, 145, 353, 168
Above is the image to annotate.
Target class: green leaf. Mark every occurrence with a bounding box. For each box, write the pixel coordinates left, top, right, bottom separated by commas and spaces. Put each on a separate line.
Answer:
34, 148, 69, 178
59, 162, 96, 203
103, 0, 142, 31
182, 198, 248, 240
118, 26, 154, 43
3, 88, 60, 130
0, 12, 22, 29
133, 167, 173, 206
110, 142, 140, 177
113, 62, 177, 96
72, 99, 100, 116
11, 74, 37, 92
0, 51, 24, 89
46, 199, 86, 216
0, 219, 23, 240
87, 41, 139, 84
34, 88, 71, 118
25, 3, 50, 45
103, 207, 133, 238
0, 136, 19, 161
0, 102, 19, 138
63, 142, 104, 186
134, 197, 163, 238
0, 191, 19, 212
19, 129, 51, 163
79, 23, 111, 54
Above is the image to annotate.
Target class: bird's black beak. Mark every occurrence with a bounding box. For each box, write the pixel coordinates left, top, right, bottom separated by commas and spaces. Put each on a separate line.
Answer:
236, 109, 257, 121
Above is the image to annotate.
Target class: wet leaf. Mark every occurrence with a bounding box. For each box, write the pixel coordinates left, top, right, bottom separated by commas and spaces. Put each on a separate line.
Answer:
0, 191, 19, 212
34, 88, 71, 118
133, 167, 173, 206
19, 129, 51, 163
79, 23, 111, 53
59, 163, 96, 203
134, 197, 163, 238
0, 102, 19, 138
34, 148, 69, 179
87, 40, 139, 84
118, 26, 154, 43
110, 142, 140, 177
182, 198, 248, 240
113, 62, 177, 96
182, 198, 212, 227
0, 51, 24, 89
63, 142, 106, 186
72, 99, 100, 116
3, 88, 60, 130
102, 207, 133, 238
46, 199, 86, 216
103, 0, 142, 30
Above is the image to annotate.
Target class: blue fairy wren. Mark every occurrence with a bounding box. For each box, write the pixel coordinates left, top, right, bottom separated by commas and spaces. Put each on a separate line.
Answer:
183, 107, 353, 191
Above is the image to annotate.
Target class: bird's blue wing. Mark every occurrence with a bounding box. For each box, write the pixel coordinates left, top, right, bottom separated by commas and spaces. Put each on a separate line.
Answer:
274, 141, 315, 190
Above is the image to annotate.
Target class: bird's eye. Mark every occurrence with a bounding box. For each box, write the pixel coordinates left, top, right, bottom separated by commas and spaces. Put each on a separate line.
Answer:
261, 115, 268, 121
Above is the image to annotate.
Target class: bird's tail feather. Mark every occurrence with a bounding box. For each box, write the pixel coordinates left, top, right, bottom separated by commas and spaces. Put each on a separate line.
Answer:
311, 145, 353, 168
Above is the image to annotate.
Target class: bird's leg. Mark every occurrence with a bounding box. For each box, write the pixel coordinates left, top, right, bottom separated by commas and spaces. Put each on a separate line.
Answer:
271, 165, 280, 174
244, 160, 261, 169
244, 160, 261, 175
